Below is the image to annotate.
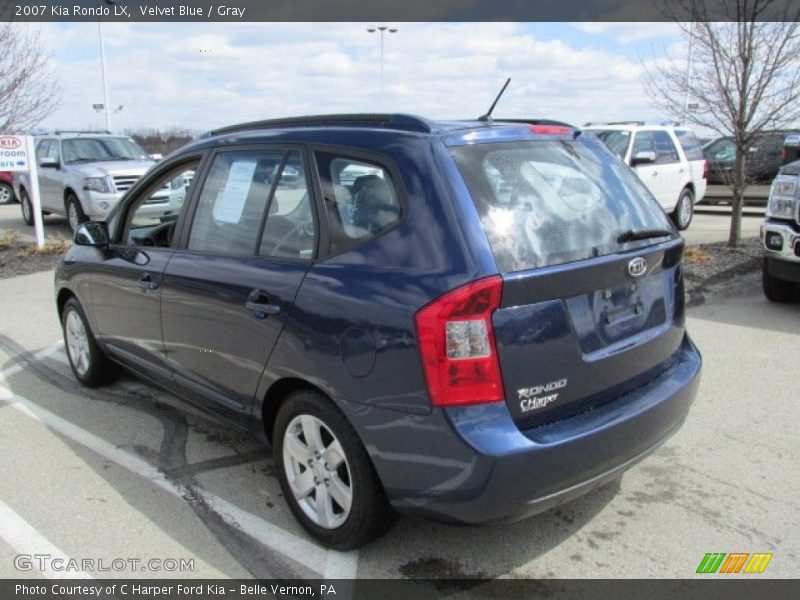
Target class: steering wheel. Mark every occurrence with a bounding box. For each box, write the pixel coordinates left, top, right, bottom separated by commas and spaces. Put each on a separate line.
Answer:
268, 221, 313, 256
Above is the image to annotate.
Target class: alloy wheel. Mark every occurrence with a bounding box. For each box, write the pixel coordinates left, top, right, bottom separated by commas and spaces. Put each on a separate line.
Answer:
282, 414, 353, 529
68, 201, 80, 232
65, 310, 91, 377
0, 184, 11, 205
22, 195, 31, 222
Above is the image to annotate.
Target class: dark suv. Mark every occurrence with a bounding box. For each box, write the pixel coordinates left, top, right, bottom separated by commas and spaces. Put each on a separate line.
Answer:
55, 114, 702, 549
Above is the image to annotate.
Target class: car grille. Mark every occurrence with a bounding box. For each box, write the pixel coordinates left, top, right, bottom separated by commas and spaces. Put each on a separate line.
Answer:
113, 176, 140, 193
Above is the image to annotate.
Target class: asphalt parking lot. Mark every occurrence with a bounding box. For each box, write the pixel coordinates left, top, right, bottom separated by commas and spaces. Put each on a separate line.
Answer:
0, 201, 797, 580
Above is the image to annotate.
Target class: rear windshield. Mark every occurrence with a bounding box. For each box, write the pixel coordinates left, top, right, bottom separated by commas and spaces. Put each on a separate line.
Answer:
674, 130, 704, 160
450, 139, 674, 273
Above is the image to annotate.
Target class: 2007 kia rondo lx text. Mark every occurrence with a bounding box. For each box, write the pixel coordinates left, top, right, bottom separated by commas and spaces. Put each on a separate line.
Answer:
55, 114, 701, 549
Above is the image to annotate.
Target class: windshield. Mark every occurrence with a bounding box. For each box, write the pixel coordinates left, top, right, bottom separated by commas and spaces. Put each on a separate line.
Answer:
62, 137, 150, 164
450, 138, 675, 273
588, 129, 631, 159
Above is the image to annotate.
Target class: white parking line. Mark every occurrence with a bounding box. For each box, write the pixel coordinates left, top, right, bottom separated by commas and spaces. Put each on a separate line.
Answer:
0, 498, 93, 580
0, 341, 65, 381
0, 378, 358, 578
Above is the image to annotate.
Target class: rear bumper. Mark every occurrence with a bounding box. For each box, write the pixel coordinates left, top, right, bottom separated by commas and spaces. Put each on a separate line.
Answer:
382, 335, 701, 524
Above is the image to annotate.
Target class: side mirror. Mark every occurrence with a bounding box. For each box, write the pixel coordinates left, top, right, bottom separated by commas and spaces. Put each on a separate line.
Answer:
631, 151, 657, 166
39, 158, 59, 169
74, 222, 110, 247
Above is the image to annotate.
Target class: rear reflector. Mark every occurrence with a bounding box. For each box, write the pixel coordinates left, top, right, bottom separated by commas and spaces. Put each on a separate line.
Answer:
414, 276, 505, 407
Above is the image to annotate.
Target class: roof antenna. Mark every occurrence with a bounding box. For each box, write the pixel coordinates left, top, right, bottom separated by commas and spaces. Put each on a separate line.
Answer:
478, 78, 511, 122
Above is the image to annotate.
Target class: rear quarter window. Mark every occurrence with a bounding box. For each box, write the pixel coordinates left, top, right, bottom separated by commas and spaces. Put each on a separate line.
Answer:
675, 130, 704, 161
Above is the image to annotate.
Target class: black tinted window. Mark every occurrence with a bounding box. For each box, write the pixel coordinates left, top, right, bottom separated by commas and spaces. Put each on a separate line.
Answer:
675, 130, 704, 160
450, 139, 673, 272
653, 131, 679, 164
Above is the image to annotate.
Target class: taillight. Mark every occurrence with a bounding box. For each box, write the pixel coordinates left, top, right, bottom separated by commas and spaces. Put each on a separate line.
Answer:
414, 276, 505, 407
702, 159, 709, 180
781, 147, 787, 162
528, 124, 573, 136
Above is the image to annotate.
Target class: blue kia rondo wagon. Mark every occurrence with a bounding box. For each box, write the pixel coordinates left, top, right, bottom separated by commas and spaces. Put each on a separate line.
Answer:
55, 114, 702, 549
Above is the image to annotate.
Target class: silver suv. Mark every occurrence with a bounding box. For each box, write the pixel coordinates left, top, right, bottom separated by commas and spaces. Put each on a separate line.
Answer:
15, 132, 181, 232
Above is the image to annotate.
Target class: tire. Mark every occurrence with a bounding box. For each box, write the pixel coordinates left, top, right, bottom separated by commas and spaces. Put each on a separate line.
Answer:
61, 298, 118, 387
66, 193, 88, 233
0, 182, 14, 205
20, 188, 35, 226
762, 258, 800, 303
672, 187, 694, 231
273, 389, 396, 550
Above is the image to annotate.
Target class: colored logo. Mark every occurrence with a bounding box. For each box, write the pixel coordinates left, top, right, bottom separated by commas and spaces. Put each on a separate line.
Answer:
0, 136, 22, 149
696, 552, 773, 574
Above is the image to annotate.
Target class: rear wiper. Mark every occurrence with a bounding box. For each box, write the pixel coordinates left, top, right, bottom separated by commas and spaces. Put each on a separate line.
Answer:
616, 228, 674, 243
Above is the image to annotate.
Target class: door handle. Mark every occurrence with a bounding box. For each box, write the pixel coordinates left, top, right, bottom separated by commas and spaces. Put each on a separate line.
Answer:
246, 289, 280, 316
138, 273, 159, 291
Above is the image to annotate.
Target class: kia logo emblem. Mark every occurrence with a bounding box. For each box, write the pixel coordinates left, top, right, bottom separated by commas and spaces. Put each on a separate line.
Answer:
0, 137, 22, 149
628, 257, 647, 278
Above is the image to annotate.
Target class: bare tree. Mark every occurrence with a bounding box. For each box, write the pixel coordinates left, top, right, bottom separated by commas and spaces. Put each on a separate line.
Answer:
643, 0, 800, 246
0, 22, 60, 133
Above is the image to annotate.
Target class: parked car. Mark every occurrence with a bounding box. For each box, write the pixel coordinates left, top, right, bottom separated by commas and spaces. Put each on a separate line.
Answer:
0, 171, 15, 205
703, 130, 800, 185
761, 159, 800, 302
583, 122, 707, 231
14, 132, 177, 232
55, 114, 702, 549
782, 134, 800, 166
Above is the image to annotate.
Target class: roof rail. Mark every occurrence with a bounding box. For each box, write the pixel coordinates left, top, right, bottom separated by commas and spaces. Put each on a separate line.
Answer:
210, 114, 434, 136
51, 130, 113, 135
583, 120, 682, 127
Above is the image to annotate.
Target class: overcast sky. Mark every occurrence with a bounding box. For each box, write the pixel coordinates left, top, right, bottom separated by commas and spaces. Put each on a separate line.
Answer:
32, 22, 686, 133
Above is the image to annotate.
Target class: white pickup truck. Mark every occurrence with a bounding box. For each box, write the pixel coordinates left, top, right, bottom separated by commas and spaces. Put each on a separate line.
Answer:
761, 159, 800, 302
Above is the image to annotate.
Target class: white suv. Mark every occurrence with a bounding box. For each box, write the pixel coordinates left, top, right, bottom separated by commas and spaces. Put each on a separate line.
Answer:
584, 122, 708, 230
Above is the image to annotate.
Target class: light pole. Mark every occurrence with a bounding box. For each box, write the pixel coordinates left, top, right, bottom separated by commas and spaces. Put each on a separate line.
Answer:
366, 25, 397, 110
98, 23, 111, 131
683, 22, 696, 126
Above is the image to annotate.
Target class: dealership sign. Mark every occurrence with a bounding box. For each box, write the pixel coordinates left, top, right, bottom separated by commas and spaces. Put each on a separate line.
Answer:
0, 136, 30, 171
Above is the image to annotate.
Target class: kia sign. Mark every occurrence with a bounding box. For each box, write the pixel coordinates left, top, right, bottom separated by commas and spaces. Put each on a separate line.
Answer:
0, 136, 30, 172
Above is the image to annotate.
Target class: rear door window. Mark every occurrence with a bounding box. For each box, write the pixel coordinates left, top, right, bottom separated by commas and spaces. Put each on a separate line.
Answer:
653, 131, 680, 164
258, 151, 316, 260
450, 139, 673, 273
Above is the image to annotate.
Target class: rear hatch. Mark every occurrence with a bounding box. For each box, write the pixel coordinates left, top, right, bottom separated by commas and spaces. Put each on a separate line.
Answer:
450, 133, 686, 428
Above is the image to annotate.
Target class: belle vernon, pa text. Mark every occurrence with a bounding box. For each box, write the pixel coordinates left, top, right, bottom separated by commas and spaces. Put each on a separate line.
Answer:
15, 584, 338, 597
